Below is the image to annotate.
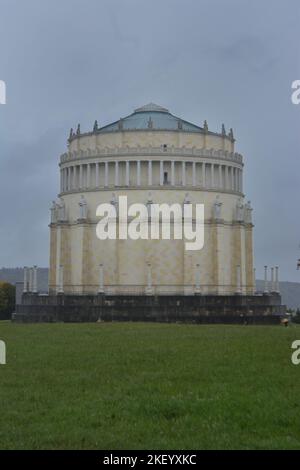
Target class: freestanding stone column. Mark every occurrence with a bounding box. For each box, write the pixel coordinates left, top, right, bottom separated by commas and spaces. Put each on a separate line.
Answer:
23, 267, 28, 293
160, 161, 164, 186
171, 161, 175, 186
271, 267, 275, 292
264, 266, 269, 293
98, 264, 104, 294
33, 265, 38, 294
195, 264, 201, 294
105, 162, 109, 187
28, 267, 33, 293
125, 161, 130, 186
253, 268, 256, 293
275, 266, 280, 293
182, 161, 186, 186
236, 265, 242, 294
145, 263, 153, 295
148, 160, 152, 186
58, 265, 64, 294
192, 162, 196, 187
115, 161, 119, 186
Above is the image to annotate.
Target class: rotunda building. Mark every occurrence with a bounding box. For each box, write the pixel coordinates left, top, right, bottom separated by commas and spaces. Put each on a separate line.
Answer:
49, 103, 255, 297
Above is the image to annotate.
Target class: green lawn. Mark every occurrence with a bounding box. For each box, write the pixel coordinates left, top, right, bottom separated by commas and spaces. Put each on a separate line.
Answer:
0, 321, 300, 450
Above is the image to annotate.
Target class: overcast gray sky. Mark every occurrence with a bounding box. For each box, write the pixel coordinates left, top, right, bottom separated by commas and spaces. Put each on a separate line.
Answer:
0, 0, 299, 281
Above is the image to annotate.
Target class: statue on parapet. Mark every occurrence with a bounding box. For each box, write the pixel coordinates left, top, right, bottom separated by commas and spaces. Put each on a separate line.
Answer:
213, 195, 222, 220
78, 195, 87, 220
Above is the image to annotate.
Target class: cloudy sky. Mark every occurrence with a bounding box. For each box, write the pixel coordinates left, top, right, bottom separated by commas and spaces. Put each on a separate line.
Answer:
0, 0, 299, 281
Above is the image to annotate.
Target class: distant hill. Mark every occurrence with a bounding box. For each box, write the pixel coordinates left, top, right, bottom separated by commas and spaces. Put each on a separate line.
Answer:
1, 268, 300, 310
0, 267, 49, 293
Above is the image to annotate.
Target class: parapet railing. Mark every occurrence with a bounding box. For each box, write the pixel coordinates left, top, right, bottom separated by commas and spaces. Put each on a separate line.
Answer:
40, 284, 259, 296
60, 146, 243, 165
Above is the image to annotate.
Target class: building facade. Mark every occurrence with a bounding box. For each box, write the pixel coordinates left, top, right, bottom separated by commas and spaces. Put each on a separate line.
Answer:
48, 103, 255, 297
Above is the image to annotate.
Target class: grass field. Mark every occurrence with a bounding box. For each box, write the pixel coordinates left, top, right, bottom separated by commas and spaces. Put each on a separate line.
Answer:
0, 321, 300, 450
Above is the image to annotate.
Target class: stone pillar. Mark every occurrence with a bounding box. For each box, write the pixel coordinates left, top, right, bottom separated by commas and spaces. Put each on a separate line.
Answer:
182, 161, 186, 186
60, 170, 63, 193
240, 169, 243, 193
115, 161, 119, 186
96, 162, 99, 187
236, 265, 241, 294
125, 161, 130, 186
79, 165, 83, 189
264, 266, 268, 293
98, 264, 104, 294
160, 161, 164, 186
211, 164, 215, 188
219, 165, 222, 189
28, 267, 33, 293
195, 263, 201, 294
192, 162, 196, 187
73, 166, 77, 190
271, 267, 275, 292
33, 265, 38, 294
145, 263, 153, 295
105, 161, 109, 187
275, 266, 280, 293
171, 161, 175, 186
253, 268, 256, 293
202, 162, 206, 187
137, 160, 141, 186
148, 160, 152, 186
86, 164, 91, 188
225, 166, 229, 190
58, 265, 64, 294
23, 267, 28, 293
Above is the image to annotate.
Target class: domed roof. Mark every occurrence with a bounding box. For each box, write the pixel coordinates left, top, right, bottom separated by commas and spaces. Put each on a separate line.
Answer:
98, 103, 204, 133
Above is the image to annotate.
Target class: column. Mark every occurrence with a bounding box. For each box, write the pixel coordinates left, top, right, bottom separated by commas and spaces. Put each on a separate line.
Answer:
171, 161, 175, 186
264, 266, 268, 293
33, 265, 38, 294
115, 161, 119, 186
182, 161, 186, 186
79, 165, 83, 189
125, 161, 130, 186
145, 263, 153, 295
271, 267, 275, 292
275, 266, 280, 293
236, 265, 241, 294
192, 162, 196, 187
148, 160, 152, 186
98, 264, 104, 294
28, 267, 33, 293
73, 166, 76, 190
225, 166, 229, 190
86, 164, 91, 188
253, 268, 256, 293
160, 161, 164, 186
105, 161, 109, 187
60, 170, 63, 192
202, 163, 206, 187
211, 164, 215, 188
219, 165, 222, 189
58, 265, 64, 294
195, 263, 201, 294
240, 169, 243, 193
137, 160, 141, 186
95, 162, 99, 187
23, 267, 28, 293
